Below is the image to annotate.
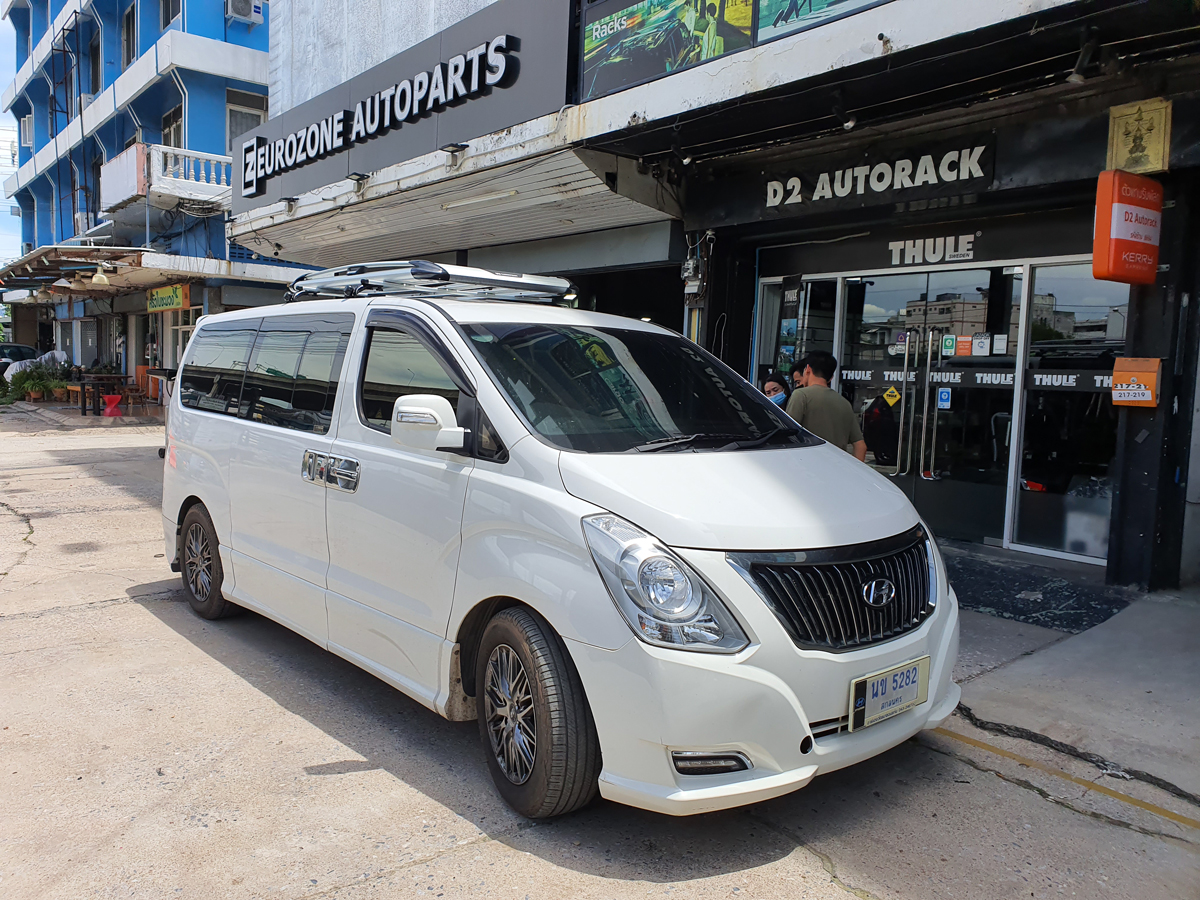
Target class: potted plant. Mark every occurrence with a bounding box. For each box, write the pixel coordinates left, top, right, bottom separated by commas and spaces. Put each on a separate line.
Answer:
49, 379, 68, 402
25, 372, 46, 401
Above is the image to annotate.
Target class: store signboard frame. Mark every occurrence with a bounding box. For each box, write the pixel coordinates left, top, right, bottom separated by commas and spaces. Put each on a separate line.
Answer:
580, 0, 895, 102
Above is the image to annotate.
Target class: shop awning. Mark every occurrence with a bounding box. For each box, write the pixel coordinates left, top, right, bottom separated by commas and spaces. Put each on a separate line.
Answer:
0, 245, 311, 304
229, 150, 677, 270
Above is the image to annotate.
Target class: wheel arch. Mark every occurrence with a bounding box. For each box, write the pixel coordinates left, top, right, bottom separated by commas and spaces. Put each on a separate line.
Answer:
172, 495, 207, 569
454, 595, 525, 698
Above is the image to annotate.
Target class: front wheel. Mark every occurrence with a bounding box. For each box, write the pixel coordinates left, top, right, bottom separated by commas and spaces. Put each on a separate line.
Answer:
476, 607, 601, 818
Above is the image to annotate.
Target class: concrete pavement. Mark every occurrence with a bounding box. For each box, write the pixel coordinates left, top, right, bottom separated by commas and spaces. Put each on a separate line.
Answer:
2, 407, 1198, 900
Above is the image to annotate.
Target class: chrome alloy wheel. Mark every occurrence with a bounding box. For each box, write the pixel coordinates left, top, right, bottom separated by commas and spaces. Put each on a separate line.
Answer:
183, 521, 213, 602
484, 643, 537, 785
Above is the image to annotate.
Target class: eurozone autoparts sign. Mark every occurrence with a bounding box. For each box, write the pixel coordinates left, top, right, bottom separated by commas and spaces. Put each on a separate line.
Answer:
761, 137, 996, 215
241, 35, 516, 198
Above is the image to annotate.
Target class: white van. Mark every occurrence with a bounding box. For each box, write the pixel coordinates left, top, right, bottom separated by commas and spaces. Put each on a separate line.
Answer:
162, 260, 960, 818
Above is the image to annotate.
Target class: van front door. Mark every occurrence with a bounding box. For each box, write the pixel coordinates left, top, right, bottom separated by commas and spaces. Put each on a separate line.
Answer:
324, 313, 475, 707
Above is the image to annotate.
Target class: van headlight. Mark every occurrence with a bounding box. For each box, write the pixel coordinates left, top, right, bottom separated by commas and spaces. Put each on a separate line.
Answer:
583, 514, 749, 653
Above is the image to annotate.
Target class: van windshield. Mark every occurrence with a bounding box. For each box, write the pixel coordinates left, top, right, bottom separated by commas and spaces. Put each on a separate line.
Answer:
462, 323, 817, 453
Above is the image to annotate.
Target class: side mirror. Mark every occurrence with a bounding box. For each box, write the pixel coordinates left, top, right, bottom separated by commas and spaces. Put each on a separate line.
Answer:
392, 394, 468, 453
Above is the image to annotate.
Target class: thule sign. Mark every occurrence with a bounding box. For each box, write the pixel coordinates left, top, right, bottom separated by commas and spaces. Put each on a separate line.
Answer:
242, 36, 516, 198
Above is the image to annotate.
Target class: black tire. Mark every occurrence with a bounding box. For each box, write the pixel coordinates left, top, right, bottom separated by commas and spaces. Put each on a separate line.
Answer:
179, 505, 238, 620
476, 607, 601, 818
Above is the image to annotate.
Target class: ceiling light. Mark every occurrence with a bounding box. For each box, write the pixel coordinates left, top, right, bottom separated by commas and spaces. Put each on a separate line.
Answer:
91, 266, 110, 286
441, 190, 518, 211
70, 274, 88, 291
439, 143, 469, 154
35, 288, 52, 302
347, 172, 369, 183
52, 277, 71, 288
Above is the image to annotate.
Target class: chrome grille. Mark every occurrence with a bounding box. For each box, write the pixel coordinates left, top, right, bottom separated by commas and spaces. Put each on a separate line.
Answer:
728, 526, 934, 652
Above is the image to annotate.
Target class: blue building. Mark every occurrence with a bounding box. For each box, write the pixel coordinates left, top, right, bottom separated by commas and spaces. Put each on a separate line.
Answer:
0, 0, 308, 378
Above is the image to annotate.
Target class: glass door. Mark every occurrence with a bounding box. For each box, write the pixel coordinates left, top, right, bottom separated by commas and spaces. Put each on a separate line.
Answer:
754, 278, 837, 387
1013, 264, 1129, 560
839, 267, 1021, 544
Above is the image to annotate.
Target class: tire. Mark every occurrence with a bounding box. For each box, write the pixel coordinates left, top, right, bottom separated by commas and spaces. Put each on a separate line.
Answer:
179, 505, 238, 620
476, 607, 601, 818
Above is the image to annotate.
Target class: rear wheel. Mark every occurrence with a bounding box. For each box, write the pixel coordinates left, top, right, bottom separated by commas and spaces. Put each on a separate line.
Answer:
180, 505, 238, 619
476, 607, 601, 818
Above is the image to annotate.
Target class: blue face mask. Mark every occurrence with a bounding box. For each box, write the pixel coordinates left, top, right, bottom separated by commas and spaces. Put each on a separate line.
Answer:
769, 392, 788, 407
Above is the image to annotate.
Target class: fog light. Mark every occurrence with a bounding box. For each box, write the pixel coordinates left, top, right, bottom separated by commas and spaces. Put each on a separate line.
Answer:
671, 751, 752, 775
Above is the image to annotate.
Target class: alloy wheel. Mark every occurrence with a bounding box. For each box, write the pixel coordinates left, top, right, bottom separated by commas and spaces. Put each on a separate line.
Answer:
484, 643, 537, 785
184, 521, 213, 602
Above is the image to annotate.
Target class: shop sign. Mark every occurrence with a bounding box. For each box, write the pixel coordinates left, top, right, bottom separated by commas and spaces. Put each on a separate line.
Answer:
940, 334, 956, 357
1107, 98, 1171, 175
936, 387, 952, 409
232, 0, 570, 214
842, 367, 1116, 392
580, 0, 890, 102
1111, 357, 1161, 407
242, 35, 516, 198
882, 386, 901, 406
147, 284, 189, 313
763, 139, 994, 217
1093, 170, 1163, 285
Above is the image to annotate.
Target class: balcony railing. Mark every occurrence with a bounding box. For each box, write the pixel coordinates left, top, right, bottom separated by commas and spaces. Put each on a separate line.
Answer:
100, 143, 232, 213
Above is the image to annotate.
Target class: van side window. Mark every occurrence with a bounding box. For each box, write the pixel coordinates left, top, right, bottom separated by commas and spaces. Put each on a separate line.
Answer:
360, 327, 460, 433
239, 313, 354, 435
178, 320, 260, 416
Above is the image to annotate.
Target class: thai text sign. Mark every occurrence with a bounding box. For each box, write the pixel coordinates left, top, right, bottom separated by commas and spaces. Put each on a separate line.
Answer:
147, 284, 190, 313
1093, 170, 1163, 285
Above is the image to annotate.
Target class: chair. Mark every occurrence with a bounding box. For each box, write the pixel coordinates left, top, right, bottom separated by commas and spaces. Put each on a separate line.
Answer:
123, 384, 150, 416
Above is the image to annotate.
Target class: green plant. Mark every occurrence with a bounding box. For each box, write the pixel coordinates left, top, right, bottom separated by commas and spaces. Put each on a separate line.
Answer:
47, 379, 67, 391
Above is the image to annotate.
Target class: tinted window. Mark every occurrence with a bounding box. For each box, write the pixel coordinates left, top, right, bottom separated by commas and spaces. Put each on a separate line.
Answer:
360, 328, 460, 433
463, 323, 811, 453
238, 313, 353, 434
178, 320, 260, 416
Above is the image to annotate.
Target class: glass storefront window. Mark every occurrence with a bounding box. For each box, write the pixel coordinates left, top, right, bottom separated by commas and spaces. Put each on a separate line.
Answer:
754, 278, 835, 387
1014, 264, 1130, 559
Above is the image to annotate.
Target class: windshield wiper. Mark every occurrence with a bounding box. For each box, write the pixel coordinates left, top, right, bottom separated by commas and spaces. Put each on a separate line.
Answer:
632, 433, 749, 453
716, 426, 799, 451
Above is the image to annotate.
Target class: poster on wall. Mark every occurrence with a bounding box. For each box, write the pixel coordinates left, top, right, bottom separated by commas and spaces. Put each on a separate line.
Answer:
756, 0, 892, 45
581, 0, 752, 101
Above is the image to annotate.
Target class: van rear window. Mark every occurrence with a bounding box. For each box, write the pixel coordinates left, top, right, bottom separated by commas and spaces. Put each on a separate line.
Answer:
178, 320, 260, 416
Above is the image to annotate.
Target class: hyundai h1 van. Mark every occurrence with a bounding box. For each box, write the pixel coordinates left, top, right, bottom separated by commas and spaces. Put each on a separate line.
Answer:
162, 260, 960, 818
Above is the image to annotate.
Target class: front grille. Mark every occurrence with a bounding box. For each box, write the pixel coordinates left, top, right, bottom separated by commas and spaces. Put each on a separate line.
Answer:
728, 526, 933, 651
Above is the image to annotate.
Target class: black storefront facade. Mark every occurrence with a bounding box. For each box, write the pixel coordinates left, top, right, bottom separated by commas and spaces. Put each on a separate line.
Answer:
677, 79, 1200, 590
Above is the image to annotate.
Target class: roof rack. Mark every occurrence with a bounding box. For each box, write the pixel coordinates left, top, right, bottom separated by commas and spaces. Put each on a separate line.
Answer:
284, 260, 576, 304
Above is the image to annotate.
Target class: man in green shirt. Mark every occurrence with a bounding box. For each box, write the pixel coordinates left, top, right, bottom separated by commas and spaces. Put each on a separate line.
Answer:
787, 351, 868, 461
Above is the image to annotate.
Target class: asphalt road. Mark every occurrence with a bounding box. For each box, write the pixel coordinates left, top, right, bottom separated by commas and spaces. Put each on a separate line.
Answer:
1, 406, 1197, 900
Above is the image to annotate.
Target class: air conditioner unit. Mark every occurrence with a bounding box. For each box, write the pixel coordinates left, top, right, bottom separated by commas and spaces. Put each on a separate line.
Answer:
19, 115, 33, 148
80, 93, 95, 110
226, 0, 264, 26
22, 241, 33, 255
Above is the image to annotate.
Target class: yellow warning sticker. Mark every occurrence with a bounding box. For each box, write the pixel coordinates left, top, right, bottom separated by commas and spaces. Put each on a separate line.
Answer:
883, 386, 902, 406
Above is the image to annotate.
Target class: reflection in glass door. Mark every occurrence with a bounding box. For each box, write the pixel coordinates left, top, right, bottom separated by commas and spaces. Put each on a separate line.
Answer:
839, 268, 1022, 544
753, 278, 836, 387
1013, 265, 1129, 559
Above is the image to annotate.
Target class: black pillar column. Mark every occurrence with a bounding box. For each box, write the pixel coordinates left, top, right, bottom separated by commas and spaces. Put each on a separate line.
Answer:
1107, 173, 1199, 589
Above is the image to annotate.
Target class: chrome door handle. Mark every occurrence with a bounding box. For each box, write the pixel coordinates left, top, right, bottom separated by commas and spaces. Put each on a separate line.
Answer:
301, 450, 328, 484
326, 457, 360, 493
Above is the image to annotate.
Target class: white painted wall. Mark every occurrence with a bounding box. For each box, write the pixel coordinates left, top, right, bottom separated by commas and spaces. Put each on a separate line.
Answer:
268, 0, 498, 117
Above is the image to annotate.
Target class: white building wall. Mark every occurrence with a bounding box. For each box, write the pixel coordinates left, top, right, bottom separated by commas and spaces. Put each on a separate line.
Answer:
269, 0, 498, 117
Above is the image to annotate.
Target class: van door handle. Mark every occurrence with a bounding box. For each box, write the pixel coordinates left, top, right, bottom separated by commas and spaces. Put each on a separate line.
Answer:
301, 450, 328, 485
326, 457, 360, 493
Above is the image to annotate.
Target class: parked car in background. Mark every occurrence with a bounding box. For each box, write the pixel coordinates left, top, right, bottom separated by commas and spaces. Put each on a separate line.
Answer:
0, 342, 38, 377
161, 260, 961, 819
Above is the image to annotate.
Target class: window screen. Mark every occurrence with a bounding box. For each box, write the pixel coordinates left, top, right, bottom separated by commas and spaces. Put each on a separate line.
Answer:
236, 314, 353, 434
360, 328, 460, 433
178, 320, 260, 416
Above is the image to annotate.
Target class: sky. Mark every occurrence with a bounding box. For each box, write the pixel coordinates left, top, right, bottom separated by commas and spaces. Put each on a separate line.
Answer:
0, 15, 21, 264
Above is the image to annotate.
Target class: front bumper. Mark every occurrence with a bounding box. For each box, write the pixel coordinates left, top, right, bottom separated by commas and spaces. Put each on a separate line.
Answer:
567, 547, 961, 816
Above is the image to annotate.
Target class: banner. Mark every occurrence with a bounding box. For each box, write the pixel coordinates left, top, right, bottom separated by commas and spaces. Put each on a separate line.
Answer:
756, 0, 892, 44
582, 0, 752, 101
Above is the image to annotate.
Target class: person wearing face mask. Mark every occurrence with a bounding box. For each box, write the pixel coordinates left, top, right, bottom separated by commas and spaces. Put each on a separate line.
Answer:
762, 371, 792, 408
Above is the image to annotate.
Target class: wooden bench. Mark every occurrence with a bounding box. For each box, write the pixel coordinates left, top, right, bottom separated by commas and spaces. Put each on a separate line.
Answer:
66, 384, 82, 405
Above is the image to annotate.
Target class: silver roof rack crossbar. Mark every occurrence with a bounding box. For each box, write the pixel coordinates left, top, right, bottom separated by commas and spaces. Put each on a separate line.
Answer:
284, 260, 576, 304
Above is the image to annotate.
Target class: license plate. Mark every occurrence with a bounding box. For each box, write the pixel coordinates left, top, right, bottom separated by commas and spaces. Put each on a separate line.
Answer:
848, 656, 930, 731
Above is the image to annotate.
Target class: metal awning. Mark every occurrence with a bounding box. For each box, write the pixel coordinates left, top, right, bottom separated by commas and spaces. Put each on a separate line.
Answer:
229, 150, 677, 270
0, 245, 310, 304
